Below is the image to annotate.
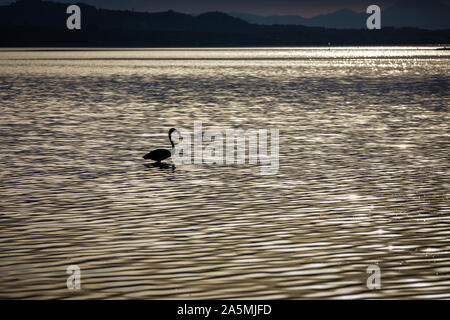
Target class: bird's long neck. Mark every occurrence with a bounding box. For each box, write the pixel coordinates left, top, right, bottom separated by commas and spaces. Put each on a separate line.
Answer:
169, 131, 175, 149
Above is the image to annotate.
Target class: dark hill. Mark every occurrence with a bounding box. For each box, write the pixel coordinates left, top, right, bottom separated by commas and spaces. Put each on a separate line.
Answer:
0, 0, 449, 46
230, 0, 450, 30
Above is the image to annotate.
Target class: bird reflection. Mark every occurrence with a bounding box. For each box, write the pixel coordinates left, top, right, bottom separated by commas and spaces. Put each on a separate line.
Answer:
144, 162, 176, 172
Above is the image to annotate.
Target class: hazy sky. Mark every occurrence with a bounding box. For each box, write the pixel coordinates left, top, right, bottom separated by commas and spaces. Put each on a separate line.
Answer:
1, 0, 449, 17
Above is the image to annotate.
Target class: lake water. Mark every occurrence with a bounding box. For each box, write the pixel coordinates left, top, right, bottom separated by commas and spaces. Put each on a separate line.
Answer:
0, 47, 449, 299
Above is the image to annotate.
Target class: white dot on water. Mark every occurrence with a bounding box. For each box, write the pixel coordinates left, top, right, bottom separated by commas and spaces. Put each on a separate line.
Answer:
347, 194, 360, 201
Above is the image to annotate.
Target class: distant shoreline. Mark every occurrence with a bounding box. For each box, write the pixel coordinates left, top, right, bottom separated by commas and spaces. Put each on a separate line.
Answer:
1, 1, 449, 47
0, 45, 449, 51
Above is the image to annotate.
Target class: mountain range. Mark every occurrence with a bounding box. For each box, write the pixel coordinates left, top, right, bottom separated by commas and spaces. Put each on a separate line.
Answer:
0, 0, 449, 46
230, 0, 450, 30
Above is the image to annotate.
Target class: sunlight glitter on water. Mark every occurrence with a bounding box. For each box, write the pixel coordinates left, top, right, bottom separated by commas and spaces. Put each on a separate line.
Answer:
0, 47, 449, 299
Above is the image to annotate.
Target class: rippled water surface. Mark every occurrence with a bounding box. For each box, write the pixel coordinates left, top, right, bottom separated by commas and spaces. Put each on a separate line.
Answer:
0, 47, 449, 299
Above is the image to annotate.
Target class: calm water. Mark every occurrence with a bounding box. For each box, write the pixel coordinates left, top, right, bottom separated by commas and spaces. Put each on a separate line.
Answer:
0, 47, 449, 299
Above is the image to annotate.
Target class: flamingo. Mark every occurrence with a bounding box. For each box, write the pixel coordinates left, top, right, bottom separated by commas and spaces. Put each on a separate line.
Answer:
143, 128, 176, 163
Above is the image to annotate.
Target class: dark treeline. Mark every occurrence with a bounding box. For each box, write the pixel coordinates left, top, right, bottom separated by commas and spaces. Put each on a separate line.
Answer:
1, 0, 449, 46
